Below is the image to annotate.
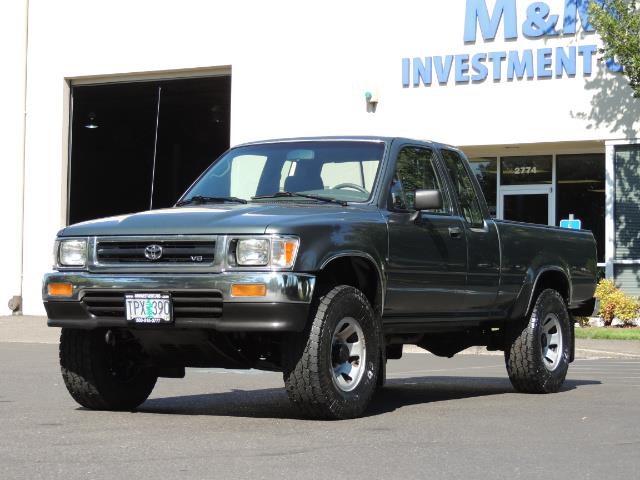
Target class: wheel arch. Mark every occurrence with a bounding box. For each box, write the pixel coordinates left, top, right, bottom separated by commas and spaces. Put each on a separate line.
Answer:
317, 252, 385, 315
525, 267, 571, 317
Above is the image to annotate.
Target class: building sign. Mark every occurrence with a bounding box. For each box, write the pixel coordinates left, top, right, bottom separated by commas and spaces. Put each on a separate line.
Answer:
560, 217, 582, 229
402, 0, 619, 88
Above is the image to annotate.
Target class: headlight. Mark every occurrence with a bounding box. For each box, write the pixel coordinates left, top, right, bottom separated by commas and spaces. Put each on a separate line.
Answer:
234, 237, 299, 268
58, 239, 88, 267
237, 239, 270, 266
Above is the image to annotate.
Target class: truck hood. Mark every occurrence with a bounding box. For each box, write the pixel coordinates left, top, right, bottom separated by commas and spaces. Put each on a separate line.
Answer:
59, 203, 370, 237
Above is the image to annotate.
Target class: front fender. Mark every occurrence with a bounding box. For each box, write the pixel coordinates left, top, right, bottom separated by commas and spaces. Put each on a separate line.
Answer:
265, 210, 388, 274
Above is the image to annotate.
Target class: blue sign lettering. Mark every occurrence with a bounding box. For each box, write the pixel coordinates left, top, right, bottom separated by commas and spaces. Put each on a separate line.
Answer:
402, 58, 410, 87
434, 56, 454, 84
465, 0, 600, 41
555, 47, 577, 77
563, 0, 597, 35
402, 44, 598, 87
412, 57, 432, 87
464, 0, 517, 42
537, 48, 553, 78
455, 55, 471, 83
578, 45, 597, 76
488, 51, 507, 80
402, 1, 617, 88
606, 57, 624, 73
507, 50, 534, 80
523, 2, 559, 37
471, 53, 488, 81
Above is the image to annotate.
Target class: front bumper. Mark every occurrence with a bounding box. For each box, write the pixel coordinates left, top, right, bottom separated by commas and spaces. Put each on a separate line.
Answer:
43, 271, 315, 332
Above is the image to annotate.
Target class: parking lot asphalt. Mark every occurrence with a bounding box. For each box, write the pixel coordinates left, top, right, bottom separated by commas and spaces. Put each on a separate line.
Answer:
1, 342, 638, 480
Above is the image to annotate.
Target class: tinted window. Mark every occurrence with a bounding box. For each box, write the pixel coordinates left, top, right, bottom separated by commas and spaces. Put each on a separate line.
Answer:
557, 153, 605, 262
441, 149, 485, 227
501, 155, 552, 185
390, 147, 446, 213
468, 157, 497, 216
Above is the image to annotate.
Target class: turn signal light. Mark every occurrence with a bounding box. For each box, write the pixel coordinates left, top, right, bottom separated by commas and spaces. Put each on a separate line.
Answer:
271, 238, 299, 268
230, 283, 267, 297
48, 283, 73, 297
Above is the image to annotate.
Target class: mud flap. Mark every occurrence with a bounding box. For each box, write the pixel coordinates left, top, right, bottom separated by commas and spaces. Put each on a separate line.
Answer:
377, 332, 386, 387
569, 315, 576, 363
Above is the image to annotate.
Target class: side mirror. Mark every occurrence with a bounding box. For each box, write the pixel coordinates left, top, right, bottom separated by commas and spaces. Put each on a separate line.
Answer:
410, 189, 442, 222
414, 189, 442, 210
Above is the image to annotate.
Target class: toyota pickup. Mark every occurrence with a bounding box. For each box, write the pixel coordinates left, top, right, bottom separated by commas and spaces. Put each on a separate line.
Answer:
43, 137, 597, 419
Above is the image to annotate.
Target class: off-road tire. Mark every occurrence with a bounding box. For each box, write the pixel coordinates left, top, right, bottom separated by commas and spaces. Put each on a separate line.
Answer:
60, 328, 158, 410
283, 285, 381, 420
505, 289, 571, 393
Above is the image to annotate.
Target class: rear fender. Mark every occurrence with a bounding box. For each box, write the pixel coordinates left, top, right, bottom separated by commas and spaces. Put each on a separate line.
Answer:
510, 266, 571, 321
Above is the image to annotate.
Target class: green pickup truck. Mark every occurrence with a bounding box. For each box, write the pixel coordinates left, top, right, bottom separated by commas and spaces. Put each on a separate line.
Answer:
43, 137, 597, 419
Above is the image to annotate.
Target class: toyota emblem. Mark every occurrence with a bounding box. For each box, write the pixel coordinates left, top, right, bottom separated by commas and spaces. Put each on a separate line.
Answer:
144, 244, 163, 261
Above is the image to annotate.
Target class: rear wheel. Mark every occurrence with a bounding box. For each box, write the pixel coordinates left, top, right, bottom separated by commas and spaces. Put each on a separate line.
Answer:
283, 285, 380, 419
60, 328, 157, 410
505, 289, 571, 393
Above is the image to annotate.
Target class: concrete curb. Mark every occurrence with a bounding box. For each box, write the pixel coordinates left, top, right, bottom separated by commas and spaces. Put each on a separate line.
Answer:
0, 315, 59, 344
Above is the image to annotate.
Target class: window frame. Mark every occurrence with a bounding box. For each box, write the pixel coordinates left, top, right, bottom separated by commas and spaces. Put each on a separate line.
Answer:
386, 145, 455, 216
180, 140, 387, 205
438, 147, 490, 229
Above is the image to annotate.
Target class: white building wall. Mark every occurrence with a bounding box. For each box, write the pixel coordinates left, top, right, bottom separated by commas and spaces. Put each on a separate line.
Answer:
9, 0, 640, 314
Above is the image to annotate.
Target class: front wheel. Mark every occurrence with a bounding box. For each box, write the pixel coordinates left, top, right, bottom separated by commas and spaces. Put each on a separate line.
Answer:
283, 285, 380, 419
60, 328, 158, 410
505, 289, 571, 393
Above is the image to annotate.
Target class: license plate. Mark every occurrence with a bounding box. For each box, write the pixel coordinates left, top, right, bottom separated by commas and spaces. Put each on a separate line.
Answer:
125, 293, 172, 324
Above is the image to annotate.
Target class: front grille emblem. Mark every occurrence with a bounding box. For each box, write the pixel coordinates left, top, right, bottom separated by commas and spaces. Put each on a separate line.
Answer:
144, 244, 163, 261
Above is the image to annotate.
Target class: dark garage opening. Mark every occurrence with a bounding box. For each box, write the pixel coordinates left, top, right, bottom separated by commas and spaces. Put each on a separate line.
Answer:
68, 75, 231, 224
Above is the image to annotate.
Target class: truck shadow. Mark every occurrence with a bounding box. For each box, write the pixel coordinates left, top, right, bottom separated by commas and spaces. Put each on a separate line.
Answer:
368, 376, 599, 416
134, 376, 601, 420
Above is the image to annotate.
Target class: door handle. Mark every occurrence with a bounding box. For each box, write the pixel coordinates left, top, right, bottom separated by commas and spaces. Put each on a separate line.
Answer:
448, 227, 463, 238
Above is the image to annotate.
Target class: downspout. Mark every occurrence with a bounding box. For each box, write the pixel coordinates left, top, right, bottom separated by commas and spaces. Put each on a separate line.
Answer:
11, 0, 30, 315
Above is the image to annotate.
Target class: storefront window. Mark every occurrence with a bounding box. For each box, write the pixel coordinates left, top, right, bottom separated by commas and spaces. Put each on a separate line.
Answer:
468, 157, 497, 216
557, 154, 605, 262
501, 156, 552, 185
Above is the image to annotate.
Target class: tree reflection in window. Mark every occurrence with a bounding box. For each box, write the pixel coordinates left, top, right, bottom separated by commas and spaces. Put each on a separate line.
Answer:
391, 147, 445, 212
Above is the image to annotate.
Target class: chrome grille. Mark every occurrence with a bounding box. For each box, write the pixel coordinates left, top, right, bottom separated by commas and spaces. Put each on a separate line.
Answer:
81, 290, 223, 320
96, 240, 216, 265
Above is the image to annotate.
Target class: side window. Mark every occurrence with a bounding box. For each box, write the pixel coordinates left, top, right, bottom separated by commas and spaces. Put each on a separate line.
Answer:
440, 149, 485, 227
391, 147, 446, 213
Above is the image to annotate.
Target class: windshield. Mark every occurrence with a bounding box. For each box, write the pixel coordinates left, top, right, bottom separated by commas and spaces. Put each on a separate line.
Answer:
180, 141, 385, 204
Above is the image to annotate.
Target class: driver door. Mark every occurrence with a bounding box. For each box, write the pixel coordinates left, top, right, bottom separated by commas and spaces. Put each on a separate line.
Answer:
384, 146, 468, 319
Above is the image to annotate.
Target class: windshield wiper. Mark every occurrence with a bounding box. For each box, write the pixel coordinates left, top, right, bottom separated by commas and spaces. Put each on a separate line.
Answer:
252, 191, 347, 207
175, 195, 248, 207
